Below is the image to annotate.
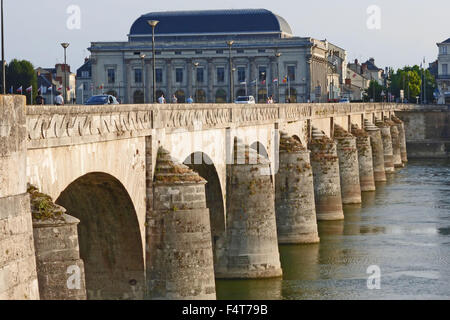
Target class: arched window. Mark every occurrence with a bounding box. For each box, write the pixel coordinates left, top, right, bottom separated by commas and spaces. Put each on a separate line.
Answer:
215, 89, 227, 103
285, 88, 297, 103
195, 89, 206, 103
175, 90, 185, 103
133, 90, 144, 104
258, 88, 267, 103
236, 89, 246, 98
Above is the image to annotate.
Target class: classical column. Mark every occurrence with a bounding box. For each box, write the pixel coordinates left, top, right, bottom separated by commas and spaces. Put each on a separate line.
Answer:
125, 61, 132, 104
385, 116, 403, 168
391, 115, 408, 164
145, 61, 152, 104
187, 58, 193, 99
216, 138, 282, 279
334, 125, 362, 204
364, 119, 387, 182
148, 147, 216, 300
275, 133, 319, 244
351, 124, 376, 192
166, 59, 173, 99
207, 58, 214, 103
308, 127, 344, 220
376, 118, 395, 173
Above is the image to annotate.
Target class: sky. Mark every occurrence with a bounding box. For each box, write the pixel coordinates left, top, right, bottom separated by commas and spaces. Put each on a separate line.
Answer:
3, 0, 449, 72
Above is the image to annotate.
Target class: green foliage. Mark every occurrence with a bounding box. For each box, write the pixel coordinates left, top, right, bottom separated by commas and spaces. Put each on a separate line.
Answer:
5, 59, 38, 104
389, 65, 436, 103
364, 80, 385, 102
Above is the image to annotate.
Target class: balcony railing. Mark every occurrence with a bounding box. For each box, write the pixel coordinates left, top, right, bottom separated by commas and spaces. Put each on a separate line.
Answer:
437, 75, 450, 80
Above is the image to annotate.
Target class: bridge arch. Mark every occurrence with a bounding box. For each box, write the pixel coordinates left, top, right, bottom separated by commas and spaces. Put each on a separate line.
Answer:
183, 152, 225, 268
56, 172, 145, 300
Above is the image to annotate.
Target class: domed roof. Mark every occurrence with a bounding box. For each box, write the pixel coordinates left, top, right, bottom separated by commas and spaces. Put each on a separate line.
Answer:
129, 9, 293, 39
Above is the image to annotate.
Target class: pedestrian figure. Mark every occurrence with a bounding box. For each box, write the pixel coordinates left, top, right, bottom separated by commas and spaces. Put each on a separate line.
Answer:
187, 96, 194, 104
36, 94, 45, 105
172, 94, 178, 104
158, 94, 166, 104
54, 92, 64, 106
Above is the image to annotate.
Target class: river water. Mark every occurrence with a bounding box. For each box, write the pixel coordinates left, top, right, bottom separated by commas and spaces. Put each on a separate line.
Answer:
216, 159, 450, 300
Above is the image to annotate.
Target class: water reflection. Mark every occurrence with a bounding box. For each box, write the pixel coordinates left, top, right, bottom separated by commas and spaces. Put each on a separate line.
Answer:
216, 160, 450, 300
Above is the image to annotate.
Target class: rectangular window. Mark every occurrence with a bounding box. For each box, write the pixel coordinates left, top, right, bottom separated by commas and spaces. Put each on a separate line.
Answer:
134, 68, 142, 83
175, 51, 182, 55
216, 50, 223, 54
217, 67, 225, 83
258, 49, 266, 53
81, 71, 89, 78
195, 50, 203, 54
237, 49, 244, 54
196, 68, 204, 83
443, 64, 448, 75
83, 83, 88, 90
155, 68, 163, 83
155, 51, 162, 55
176, 68, 183, 83
238, 67, 246, 83
288, 66, 296, 81
258, 66, 267, 82
107, 69, 115, 84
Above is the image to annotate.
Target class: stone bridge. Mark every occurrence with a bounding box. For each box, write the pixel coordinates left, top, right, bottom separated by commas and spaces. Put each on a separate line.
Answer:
1, 95, 415, 300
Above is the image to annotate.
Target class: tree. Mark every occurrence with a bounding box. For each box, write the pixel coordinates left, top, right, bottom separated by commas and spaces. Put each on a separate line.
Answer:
5, 59, 37, 104
364, 80, 385, 102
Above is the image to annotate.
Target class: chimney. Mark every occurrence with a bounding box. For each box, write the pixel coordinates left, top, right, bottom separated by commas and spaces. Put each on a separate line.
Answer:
355, 59, 358, 65
84, 57, 89, 63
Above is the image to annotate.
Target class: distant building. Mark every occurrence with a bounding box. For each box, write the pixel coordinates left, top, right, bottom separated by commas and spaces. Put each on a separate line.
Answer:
76, 58, 93, 104
35, 65, 76, 104
344, 59, 370, 101
436, 38, 450, 104
87, 9, 346, 104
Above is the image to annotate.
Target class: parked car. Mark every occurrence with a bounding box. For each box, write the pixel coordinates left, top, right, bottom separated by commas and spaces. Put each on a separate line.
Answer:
338, 98, 350, 103
85, 95, 120, 105
234, 96, 256, 104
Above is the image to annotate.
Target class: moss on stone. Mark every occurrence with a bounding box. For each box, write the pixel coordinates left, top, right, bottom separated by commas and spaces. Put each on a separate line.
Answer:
27, 184, 65, 221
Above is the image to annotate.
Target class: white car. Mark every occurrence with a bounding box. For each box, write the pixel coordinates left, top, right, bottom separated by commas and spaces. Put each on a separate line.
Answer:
234, 96, 256, 104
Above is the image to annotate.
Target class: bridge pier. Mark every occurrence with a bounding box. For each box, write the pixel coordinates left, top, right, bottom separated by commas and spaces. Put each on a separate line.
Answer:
385, 117, 403, 168
351, 124, 376, 192
391, 115, 408, 164
334, 125, 362, 204
30, 186, 87, 300
275, 133, 319, 244
364, 119, 387, 182
217, 138, 282, 279
148, 147, 216, 300
0, 95, 39, 300
309, 128, 344, 221
376, 119, 395, 173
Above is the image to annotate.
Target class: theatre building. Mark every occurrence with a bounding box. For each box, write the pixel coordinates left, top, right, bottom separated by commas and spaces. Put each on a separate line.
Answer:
88, 9, 345, 103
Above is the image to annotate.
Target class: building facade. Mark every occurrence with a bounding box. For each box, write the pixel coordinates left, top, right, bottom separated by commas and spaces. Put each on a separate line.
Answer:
76, 58, 93, 104
88, 9, 344, 104
436, 38, 450, 104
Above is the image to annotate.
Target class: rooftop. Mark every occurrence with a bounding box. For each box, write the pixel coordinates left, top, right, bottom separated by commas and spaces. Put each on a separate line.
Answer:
129, 9, 293, 41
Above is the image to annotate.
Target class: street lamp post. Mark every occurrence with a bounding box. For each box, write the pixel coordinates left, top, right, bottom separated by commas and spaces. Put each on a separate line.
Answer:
275, 52, 281, 103
147, 20, 159, 103
193, 62, 199, 102
140, 53, 146, 103
61, 43, 70, 103
227, 40, 234, 103
1, 0, 5, 95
